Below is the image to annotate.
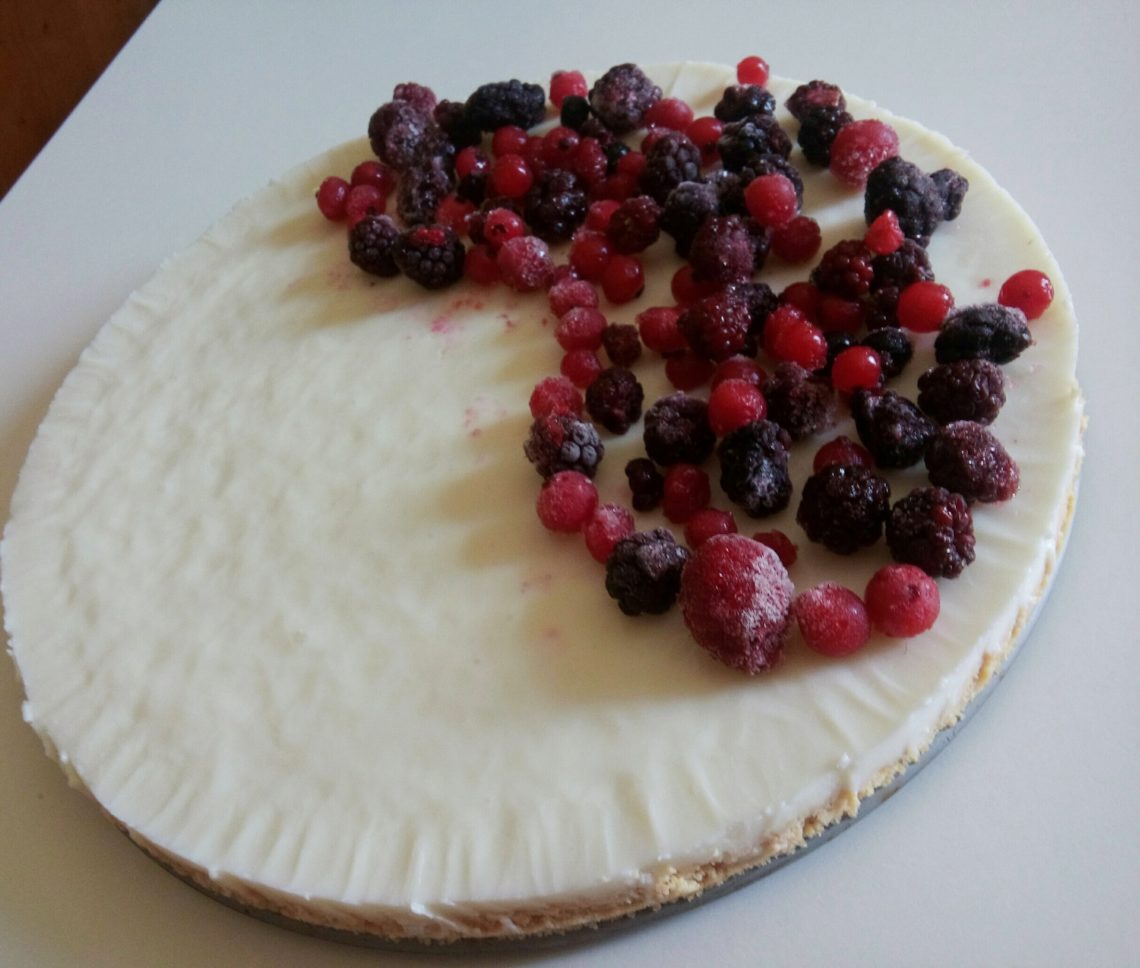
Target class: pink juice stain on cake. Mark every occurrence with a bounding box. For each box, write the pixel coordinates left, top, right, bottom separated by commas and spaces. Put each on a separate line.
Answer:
463, 396, 508, 438
980, 277, 992, 288
520, 571, 554, 594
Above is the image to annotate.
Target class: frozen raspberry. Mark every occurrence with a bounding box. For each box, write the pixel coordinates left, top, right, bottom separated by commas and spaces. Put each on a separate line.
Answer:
585, 367, 644, 435
931, 169, 969, 221
606, 195, 662, 253
347, 213, 400, 277
771, 215, 822, 263
497, 235, 554, 292
829, 120, 899, 188
786, 80, 846, 121
811, 239, 875, 299
367, 100, 439, 171
524, 412, 604, 479
864, 209, 904, 255
588, 63, 662, 134
605, 529, 690, 616
643, 392, 716, 466
640, 132, 702, 203
865, 564, 940, 637
393, 224, 465, 289
796, 464, 891, 554
664, 352, 716, 391
851, 388, 936, 469
864, 157, 950, 247
794, 584, 872, 657
561, 349, 602, 388
688, 215, 756, 285
678, 289, 753, 362
752, 529, 798, 568
662, 463, 711, 523
762, 363, 836, 440
860, 327, 913, 381
998, 269, 1055, 320
680, 534, 794, 674
397, 163, 453, 226
465, 79, 546, 131
551, 68, 588, 108
529, 376, 583, 419
708, 379, 767, 436
555, 306, 607, 352
917, 359, 1006, 425
525, 169, 588, 243
813, 435, 873, 473
886, 486, 975, 578
935, 304, 1033, 365
625, 457, 664, 511
684, 508, 739, 548
925, 421, 1020, 503
718, 419, 793, 518
714, 84, 776, 122
764, 306, 828, 371
583, 503, 635, 563
796, 104, 853, 167
536, 471, 598, 533
717, 115, 793, 172
548, 278, 598, 317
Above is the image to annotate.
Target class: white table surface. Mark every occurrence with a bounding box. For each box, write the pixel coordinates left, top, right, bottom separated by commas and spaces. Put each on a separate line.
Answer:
2, 2, 1138, 965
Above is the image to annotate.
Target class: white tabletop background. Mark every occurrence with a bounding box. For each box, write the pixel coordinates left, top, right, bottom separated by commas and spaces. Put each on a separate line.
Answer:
2, 1, 1137, 965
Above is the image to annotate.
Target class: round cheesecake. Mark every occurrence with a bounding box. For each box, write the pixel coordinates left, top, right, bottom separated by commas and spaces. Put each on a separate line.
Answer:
1, 63, 1083, 943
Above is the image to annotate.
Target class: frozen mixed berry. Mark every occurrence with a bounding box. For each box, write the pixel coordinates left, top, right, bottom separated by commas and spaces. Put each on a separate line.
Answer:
736, 55, 770, 86
714, 84, 776, 122
645, 97, 696, 131
794, 583, 872, 657
786, 80, 846, 121
488, 154, 535, 198
851, 388, 936, 469
347, 213, 400, 276
703, 168, 746, 215
561, 349, 603, 388
688, 215, 756, 285
344, 185, 386, 228
931, 168, 969, 221
817, 295, 865, 334
536, 470, 598, 533
925, 421, 1020, 503
917, 359, 1006, 425
998, 269, 1054, 320
539, 124, 581, 170
316, 176, 350, 220
393, 224, 465, 289
585, 366, 644, 435
865, 564, 940, 637
718, 419, 793, 518
684, 507, 739, 548
625, 457, 664, 511
548, 278, 598, 317
433, 98, 483, 149
752, 529, 798, 568
829, 119, 899, 188
550, 69, 588, 108
771, 215, 822, 263
739, 153, 805, 204
934, 304, 1033, 365
811, 239, 875, 299
680, 534, 794, 674
583, 503, 635, 563
796, 104, 853, 167
367, 100, 439, 171
606, 195, 662, 253
725, 280, 778, 349
717, 115, 793, 171
351, 160, 397, 195
662, 463, 711, 523
605, 528, 690, 616
744, 172, 798, 228
864, 209, 904, 256
665, 352, 716, 391
870, 240, 934, 306
864, 157, 952, 247
464, 79, 546, 131
678, 289, 753, 362
555, 306, 607, 351
831, 345, 883, 394
529, 375, 583, 419
601, 323, 642, 368
823, 330, 858, 375
886, 486, 975, 578
762, 363, 837, 440
860, 327, 913, 380
397, 162, 453, 226
568, 229, 612, 282
600, 254, 645, 303
643, 392, 716, 466
497, 235, 554, 292
640, 131, 702, 203
707, 379, 767, 437
813, 435, 873, 473
464, 243, 499, 284
524, 411, 604, 478
524, 168, 588, 242
896, 280, 954, 333
796, 463, 891, 554
560, 94, 592, 131
636, 305, 688, 354
713, 356, 766, 391
588, 63, 662, 134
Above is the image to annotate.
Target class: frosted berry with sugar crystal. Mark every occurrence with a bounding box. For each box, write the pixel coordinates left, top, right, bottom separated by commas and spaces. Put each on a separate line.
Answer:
886, 486, 975, 578
829, 120, 899, 188
744, 173, 799, 229
536, 471, 598, 533
555, 307, 607, 351
678, 290, 753, 362
752, 529, 798, 568
525, 412, 604, 479
864, 209, 904, 255
684, 508, 739, 549
606, 195, 662, 253
707, 379, 767, 436
786, 80, 846, 121
643, 393, 716, 466
585, 367, 644, 434
865, 564, 940, 637
529, 376, 583, 419
761, 362, 837, 441
925, 421, 1020, 503
934, 304, 1033, 365
916, 359, 1005, 425
548, 278, 598, 317
715, 85, 776, 122
348, 213, 400, 277
680, 535, 794, 674
718, 420, 793, 518
602, 323, 642, 367
851, 388, 936, 468
797, 464, 891, 555
605, 529, 690, 616
561, 349, 602, 388
864, 158, 949, 246
316, 176, 350, 221
497, 235, 553, 292
794, 584, 871, 657
583, 503, 635, 563
998, 269, 1054, 320
588, 63, 662, 134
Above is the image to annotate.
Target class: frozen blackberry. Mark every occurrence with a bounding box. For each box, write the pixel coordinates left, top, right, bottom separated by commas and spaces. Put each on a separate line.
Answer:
925, 421, 1020, 502
560, 94, 592, 131
797, 104, 853, 167
605, 529, 690, 616
717, 115, 793, 171
625, 457, 664, 511
864, 157, 947, 247
886, 486, 975, 578
863, 287, 902, 331
811, 239, 875, 299
935, 304, 1033, 365
718, 419, 794, 518
931, 168, 969, 221
524, 169, 587, 243
464, 79, 546, 131
367, 100, 438, 171
585, 367, 644, 435
640, 132, 702, 203
643, 392, 716, 466
871, 238, 934, 293
917, 359, 1006, 425
524, 412, 604, 479
861, 327, 913, 380
603, 140, 632, 173
851, 388, 937, 468
393, 224, 465, 289
433, 99, 482, 149
347, 213, 400, 277
714, 84, 776, 122
688, 214, 755, 285
796, 464, 891, 554
762, 362, 837, 440
396, 162, 453, 226
725, 279, 778, 350
606, 195, 662, 253
661, 181, 719, 256
823, 331, 858, 375
678, 289, 753, 362
786, 80, 846, 121
588, 63, 662, 134
703, 168, 747, 216
455, 169, 489, 205
602, 323, 642, 367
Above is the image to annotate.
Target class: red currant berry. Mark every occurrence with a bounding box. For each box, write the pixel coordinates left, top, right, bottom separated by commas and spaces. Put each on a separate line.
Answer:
569, 230, 613, 281
350, 161, 396, 197
497, 235, 553, 292
864, 209, 904, 255
998, 269, 1054, 320
315, 176, 350, 221
865, 564, 940, 637
583, 503, 635, 563
464, 243, 500, 285
768, 315, 827, 370
707, 378, 767, 436
600, 254, 645, 304
645, 97, 695, 132
780, 282, 822, 320
593, 172, 640, 202
744, 173, 799, 229
586, 199, 621, 232
817, 295, 865, 333
662, 464, 711, 523
771, 215, 822, 262
435, 195, 475, 235
686, 116, 724, 164
670, 264, 720, 305
830, 346, 883, 394
344, 184, 385, 226
529, 376, 583, 419
489, 154, 534, 198
636, 305, 688, 355
572, 137, 608, 187
664, 351, 716, 391
711, 356, 766, 390
536, 470, 598, 533
541, 125, 581, 169
555, 307, 608, 351
521, 135, 548, 177
560, 349, 602, 388
812, 435, 873, 473
736, 55, 770, 86
549, 69, 587, 108
491, 125, 528, 157
896, 280, 955, 333
684, 508, 738, 549
548, 279, 599, 317
829, 120, 900, 188
752, 529, 798, 568
794, 583, 871, 657
483, 207, 526, 251
454, 147, 489, 181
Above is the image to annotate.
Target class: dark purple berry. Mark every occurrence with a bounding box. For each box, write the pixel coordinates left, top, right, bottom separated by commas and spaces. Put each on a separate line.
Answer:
678, 289, 753, 362
935, 304, 1033, 365
871, 238, 934, 293
643, 393, 715, 466
717, 115, 793, 171
924, 421, 1020, 502
660, 181, 720, 256
607, 195, 662, 253
714, 84, 776, 122
796, 464, 891, 554
688, 214, 755, 285
524, 412, 604, 479
347, 213, 400, 276
860, 327, 913, 380
625, 458, 664, 511
605, 528, 690, 616
931, 168, 969, 221
560, 94, 592, 131
602, 323, 642, 368
851, 388, 937, 468
763, 362, 837, 440
393, 224, 465, 289
786, 80, 846, 121
797, 105, 853, 167
811, 239, 875, 299
433, 99, 482, 149
585, 367, 644, 435
367, 100, 437, 171
464, 79, 546, 131
524, 169, 587, 243
717, 419, 793, 517
864, 157, 947, 247
886, 486, 976, 578
725, 280, 777, 350
588, 63, 662, 134
396, 162, 452, 226
640, 131, 702, 203
917, 359, 1006, 425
